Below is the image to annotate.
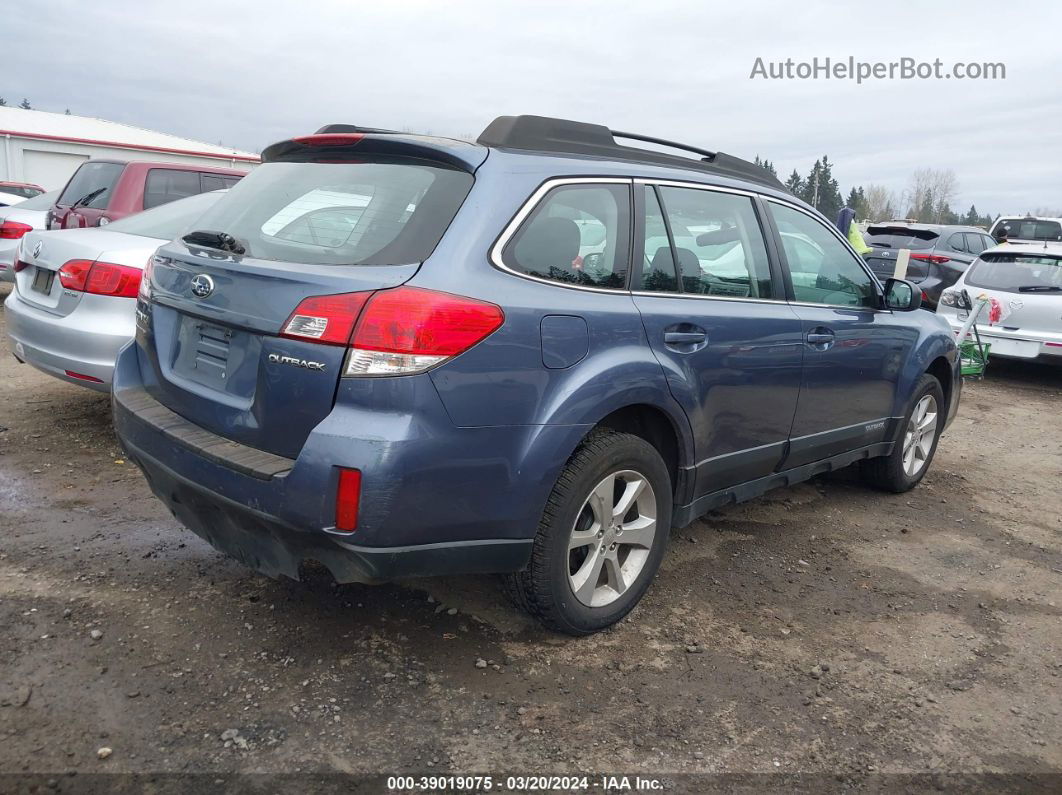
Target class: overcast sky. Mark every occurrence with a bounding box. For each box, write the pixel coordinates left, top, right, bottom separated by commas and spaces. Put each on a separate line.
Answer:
6, 0, 1061, 214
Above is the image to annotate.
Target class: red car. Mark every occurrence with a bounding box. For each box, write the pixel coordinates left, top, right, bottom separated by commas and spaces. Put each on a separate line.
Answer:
0, 181, 45, 200
48, 160, 246, 230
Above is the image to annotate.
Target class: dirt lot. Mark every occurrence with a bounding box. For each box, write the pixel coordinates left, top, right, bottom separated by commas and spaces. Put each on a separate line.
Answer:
1, 281, 1060, 791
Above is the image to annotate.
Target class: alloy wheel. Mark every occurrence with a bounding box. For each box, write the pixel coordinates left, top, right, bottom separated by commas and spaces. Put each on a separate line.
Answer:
567, 469, 657, 608
902, 394, 938, 477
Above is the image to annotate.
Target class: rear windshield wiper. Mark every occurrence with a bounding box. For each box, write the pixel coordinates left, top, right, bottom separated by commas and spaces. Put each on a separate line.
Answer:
72, 187, 107, 209
182, 230, 247, 255
1017, 285, 1062, 292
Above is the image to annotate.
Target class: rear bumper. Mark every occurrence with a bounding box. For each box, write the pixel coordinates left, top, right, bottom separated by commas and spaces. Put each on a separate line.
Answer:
111, 342, 585, 583
939, 315, 1062, 363
123, 440, 532, 583
4, 288, 134, 390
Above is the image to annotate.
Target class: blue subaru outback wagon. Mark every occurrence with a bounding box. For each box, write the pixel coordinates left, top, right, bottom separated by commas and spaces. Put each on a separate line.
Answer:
112, 115, 961, 634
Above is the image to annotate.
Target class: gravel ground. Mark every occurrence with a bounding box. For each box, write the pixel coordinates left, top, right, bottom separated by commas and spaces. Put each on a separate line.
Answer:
1, 282, 1060, 792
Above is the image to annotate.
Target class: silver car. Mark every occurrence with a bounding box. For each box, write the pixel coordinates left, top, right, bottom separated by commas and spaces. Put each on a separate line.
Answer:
0, 190, 60, 283
936, 242, 1062, 363
4, 191, 225, 390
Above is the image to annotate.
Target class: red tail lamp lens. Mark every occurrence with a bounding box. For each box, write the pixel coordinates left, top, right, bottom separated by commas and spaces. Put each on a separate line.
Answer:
0, 221, 32, 239
353, 287, 505, 355
280, 292, 374, 346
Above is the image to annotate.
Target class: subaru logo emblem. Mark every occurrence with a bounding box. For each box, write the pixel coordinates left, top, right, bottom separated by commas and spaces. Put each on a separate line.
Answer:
190, 274, 215, 298
32, 240, 44, 258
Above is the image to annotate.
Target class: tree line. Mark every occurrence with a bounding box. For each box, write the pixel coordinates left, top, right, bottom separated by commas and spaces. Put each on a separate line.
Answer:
754, 155, 998, 228
0, 97, 72, 113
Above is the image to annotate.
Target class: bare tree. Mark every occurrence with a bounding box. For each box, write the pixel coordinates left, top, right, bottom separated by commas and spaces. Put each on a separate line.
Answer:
863, 184, 897, 221
904, 168, 957, 222
1033, 207, 1062, 216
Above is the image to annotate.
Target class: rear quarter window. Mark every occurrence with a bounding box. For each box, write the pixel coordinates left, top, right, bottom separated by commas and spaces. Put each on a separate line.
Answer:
143, 169, 203, 210
501, 183, 631, 289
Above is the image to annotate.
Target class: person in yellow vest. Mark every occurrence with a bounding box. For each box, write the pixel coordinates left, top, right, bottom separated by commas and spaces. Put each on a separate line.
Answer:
836, 207, 872, 256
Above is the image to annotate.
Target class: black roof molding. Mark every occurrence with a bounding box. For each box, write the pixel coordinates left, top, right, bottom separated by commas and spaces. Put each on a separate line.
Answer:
477, 115, 784, 190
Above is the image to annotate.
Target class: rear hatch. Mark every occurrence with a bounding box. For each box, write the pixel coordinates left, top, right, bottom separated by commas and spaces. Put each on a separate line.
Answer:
138, 134, 483, 460
863, 225, 938, 282
963, 250, 1062, 342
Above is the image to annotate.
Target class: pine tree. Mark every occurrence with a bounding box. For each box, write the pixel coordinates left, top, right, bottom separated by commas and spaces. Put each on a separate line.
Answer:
753, 156, 778, 178
784, 169, 803, 196
845, 186, 869, 219
0, 97, 7, 107
19, 98, 31, 110
963, 205, 980, 225
64, 108, 71, 115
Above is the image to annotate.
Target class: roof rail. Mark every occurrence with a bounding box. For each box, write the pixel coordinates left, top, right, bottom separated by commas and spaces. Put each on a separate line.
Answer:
476, 115, 783, 190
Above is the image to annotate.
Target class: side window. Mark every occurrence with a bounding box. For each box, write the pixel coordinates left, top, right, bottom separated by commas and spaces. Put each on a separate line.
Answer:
655, 186, 774, 298
966, 233, 987, 254
144, 169, 202, 209
948, 232, 968, 253
770, 202, 878, 308
503, 184, 630, 289
639, 187, 677, 292
201, 174, 227, 192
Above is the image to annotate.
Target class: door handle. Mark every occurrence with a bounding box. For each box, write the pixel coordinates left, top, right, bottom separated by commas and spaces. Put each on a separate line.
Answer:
805, 328, 835, 349
664, 331, 707, 344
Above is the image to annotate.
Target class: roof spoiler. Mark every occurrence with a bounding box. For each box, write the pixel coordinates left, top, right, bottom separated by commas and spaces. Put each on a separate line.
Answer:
477, 115, 784, 190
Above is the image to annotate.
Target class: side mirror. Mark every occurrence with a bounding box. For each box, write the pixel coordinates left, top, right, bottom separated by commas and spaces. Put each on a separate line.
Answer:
884, 278, 922, 311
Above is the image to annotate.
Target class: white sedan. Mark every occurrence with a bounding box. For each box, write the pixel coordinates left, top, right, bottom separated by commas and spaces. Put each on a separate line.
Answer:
4, 190, 225, 390
936, 242, 1062, 363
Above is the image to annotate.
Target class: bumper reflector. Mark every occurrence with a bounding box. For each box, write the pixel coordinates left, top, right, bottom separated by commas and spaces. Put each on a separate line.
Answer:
335, 468, 361, 532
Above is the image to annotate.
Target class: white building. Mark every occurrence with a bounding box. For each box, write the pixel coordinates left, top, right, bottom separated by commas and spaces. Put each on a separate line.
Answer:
0, 107, 259, 190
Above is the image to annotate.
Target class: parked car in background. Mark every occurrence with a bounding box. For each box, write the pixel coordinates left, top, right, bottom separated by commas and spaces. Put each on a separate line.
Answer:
0, 191, 27, 207
863, 222, 996, 309
0, 190, 60, 283
47, 159, 245, 231
938, 243, 1062, 363
0, 181, 45, 200
111, 115, 961, 635
5, 190, 226, 390
988, 215, 1062, 244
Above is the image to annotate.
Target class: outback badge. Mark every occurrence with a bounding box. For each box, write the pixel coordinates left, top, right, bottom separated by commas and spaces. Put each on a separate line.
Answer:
268, 352, 325, 372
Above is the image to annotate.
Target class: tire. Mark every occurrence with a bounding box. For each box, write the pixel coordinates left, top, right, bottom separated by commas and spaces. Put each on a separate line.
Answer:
861, 373, 945, 493
505, 430, 672, 635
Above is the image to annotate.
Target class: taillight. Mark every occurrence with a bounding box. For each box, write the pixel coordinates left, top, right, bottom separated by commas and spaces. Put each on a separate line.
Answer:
280, 292, 374, 345
280, 286, 504, 376
139, 256, 155, 302
58, 259, 142, 298
58, 259, 93, 291
334, 468, 361, 532
910, 253, 951, 265
345, 287, 504, 376
0, 220, 32, 239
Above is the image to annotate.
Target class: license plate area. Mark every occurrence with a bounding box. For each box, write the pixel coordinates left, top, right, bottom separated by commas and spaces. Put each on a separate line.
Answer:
985, 337, 1041, 359
172, 315, 255, 393
31, 268, 55, 295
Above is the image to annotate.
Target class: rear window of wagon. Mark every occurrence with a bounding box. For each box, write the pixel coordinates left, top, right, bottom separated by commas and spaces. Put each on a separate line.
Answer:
187, 161, 473, 266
